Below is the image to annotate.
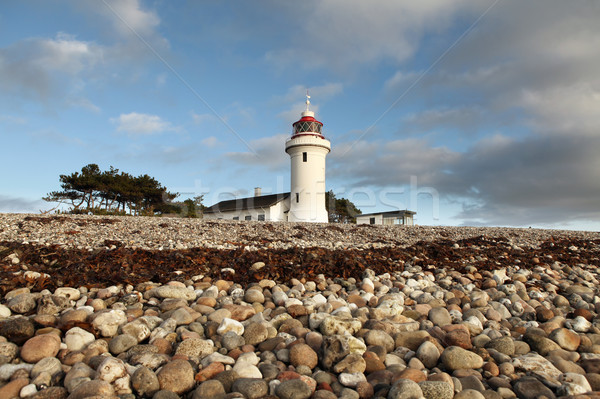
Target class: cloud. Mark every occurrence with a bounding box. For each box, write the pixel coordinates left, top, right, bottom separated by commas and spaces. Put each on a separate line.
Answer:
360, 1, 600, 226
401, 106, 487, 136
276, 83, 343, 124
67, 97, 101, 113
111, 112, 178, 135
0, 115, 27, 125
452, 134, 600, 225
518, 84, 600, 136
100, 0, 161, 39
0, 195, 47, 213
74, 0, 168, 53
0, 33, 103, 102
0, 0, 168, 109
331, 129, 600, 227
226, 134, 289, 172
201, 136, 219, 148
330, 138, 459, 188
265, 0, 485, 71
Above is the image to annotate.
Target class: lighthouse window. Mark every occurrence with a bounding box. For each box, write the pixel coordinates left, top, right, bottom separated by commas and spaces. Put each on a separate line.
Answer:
296, 193, 299, 203
302, 152, 307, 162
294, 121, 322, 134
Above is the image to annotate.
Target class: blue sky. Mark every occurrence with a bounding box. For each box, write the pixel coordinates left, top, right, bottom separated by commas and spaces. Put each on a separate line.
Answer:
1, 1, 599, 230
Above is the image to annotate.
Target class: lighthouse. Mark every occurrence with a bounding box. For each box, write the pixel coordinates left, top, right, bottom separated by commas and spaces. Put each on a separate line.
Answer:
285, 94, 331, 223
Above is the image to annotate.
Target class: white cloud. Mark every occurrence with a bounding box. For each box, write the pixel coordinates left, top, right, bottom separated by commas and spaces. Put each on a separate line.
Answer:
275, 83, 343, 124
101, 0, 161, 39
111, 112, 177, 135
0, 33, 103, 101
191, 112, 215, 125
518, 84, 600, 136
265, 0, 485, 71
330, 130, 600, 227
226, 134, 289, 172
401, 106, 486, 135
0, 195, 47, 213
0, 115, 27, 125
67, 97, 101, 113
277, 83, 344, 104
74, 0, 166, 47
37, 32, 102, 74
201, 136, 219, 148
330, 138, 459, 188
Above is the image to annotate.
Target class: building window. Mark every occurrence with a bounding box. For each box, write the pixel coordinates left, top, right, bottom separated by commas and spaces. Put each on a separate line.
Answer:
245, 215, 251, 221
258, 214, 265, 221
233, 216, 239, 221
370, 217, 376, 224
302, 152, 307, 162
296, 193, 299, 203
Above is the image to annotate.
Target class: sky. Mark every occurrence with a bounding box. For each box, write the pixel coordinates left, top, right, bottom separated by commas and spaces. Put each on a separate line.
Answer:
1, 1, 599, 231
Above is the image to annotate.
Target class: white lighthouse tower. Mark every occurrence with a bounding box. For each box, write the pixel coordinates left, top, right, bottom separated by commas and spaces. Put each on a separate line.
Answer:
285, 94, 331, 223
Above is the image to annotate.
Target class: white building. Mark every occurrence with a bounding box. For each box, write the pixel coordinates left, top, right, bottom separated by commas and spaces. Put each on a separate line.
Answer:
203, 189, 290, 221
356, 210, 416, 226
204, 95, 331, 222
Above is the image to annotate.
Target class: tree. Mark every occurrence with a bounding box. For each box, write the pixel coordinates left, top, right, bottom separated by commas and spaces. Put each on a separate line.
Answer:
181, 195, 205, 218
325, 190, 362, 223
44, 164, 178, 216
43, 163, 103, 211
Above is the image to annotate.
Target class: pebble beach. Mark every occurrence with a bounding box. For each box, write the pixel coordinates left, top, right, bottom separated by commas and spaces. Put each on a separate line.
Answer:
1, 213, 600, 399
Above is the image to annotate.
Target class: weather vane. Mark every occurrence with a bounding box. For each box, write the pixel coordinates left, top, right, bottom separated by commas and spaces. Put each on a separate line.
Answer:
305, 89, 311, 112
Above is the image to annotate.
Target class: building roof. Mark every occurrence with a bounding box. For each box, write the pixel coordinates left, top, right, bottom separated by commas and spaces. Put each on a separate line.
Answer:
204, 192, 290, 214
357, 210, 416, 217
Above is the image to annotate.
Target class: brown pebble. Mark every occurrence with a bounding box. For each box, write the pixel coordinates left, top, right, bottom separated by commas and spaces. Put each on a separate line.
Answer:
483, 361, 500, 377
536, 306, 554, 322
0, 378, 30, 398
363, 351, 386, 373
195, 362, 225, 382
152, 338, 173, 355
356, 381, 374, 399
196, 297, 217, 307
288, 304, 309, 317
289, 343, 318, 369
347, 294, 367, 308
21, 334, 61, 363
574, 308, 593, 321
396, 368, 427, 383
278, 370, 302, 381
444, 328, 472, 349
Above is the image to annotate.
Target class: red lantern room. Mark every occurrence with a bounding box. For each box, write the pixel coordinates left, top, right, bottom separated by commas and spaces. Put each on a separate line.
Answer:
291, 93, 325, 138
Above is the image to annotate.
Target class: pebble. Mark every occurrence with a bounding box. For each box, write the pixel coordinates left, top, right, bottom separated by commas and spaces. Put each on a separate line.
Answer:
174, 338, 214, 358
419, 381, 455, 399
194, 379, 225, 398
0, 317, 35, 344
417, 340, 441, 368
440, 346, 484, 371
156, 359, 195, 395
131, 366, 160, 397
64, 327, 95, 351
388, 378, 424, 399
1, 215, 600, 399
289, 343, 319, 369
549, 327, 581, 351
276, 378, 313, 399
20, 334, 61, 363
231, 378, 269, 399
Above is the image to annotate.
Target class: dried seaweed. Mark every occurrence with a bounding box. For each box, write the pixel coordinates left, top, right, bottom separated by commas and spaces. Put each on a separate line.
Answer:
0, 236, 598, 295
